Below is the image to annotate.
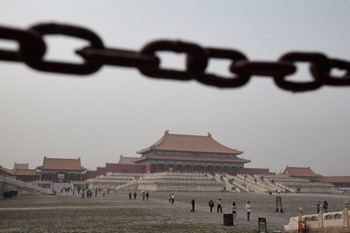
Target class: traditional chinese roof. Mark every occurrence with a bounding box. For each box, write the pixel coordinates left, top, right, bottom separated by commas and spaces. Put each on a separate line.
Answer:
243, 168, 271, 175
13, 163, 29, 170
119, 155, 138, 164
12, 168, 38, 176
37, 157, 86, 171
319, 176, 350, 183
134, 154, 250, 163
0, 165, 12, 175
282, 166, 321, 178
137, 131, 243, 155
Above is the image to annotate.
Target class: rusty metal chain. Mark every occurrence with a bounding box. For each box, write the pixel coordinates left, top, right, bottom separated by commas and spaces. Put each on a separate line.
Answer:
0, 22, 350, 92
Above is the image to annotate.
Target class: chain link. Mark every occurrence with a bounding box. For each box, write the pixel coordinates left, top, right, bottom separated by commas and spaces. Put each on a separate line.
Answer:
0, 22, 349, 92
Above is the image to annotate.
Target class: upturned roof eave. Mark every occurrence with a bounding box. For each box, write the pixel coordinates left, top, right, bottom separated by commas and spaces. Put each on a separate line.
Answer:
137, 148, 243, 155
134, 156, 250, 164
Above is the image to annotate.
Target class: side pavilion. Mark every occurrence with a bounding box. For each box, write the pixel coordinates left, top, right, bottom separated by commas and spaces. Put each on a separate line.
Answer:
37, 157, 86, 182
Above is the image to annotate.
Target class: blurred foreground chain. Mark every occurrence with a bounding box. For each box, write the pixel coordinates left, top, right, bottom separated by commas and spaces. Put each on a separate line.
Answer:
0, 22, 349, 92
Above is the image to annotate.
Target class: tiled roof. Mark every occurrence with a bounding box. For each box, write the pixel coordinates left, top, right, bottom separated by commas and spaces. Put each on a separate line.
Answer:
0, 165, 12, 175
134, 154, 250, 163
282, 166, 321, 177
319, 176, 350, 183
119, 155, 138, 164
12, 169, 38, 176
37, 157, 86, 171
137, 131, 243, 155
13, 163, 29, 170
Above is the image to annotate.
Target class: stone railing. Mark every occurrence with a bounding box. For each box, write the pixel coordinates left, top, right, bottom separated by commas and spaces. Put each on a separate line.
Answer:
284, 201, 350, 232
0, 175, 52, 195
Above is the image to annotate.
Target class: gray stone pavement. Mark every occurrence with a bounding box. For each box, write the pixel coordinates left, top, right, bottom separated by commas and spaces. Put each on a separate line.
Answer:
0, 191, 349, 232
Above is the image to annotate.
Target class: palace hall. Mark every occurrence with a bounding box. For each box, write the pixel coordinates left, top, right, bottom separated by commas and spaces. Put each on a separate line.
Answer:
134, 131, 251, 174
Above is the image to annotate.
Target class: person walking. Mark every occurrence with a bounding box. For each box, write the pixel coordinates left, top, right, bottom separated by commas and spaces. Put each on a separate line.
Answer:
245, 201, 251, 221
217, 198, 222, 213
232, 202, 237, 221
208, 199, 215, 212
191, 199, 196, 213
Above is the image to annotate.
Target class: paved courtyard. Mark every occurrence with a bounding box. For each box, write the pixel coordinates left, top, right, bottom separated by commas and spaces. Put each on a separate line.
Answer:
0, 191, 349, 233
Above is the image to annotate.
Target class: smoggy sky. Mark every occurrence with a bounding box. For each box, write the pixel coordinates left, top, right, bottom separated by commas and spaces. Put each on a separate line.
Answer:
1, 1, 350, 175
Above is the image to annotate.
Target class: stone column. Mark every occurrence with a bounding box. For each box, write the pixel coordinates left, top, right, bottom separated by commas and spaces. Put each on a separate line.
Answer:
319, 206, 324, 228
299, 207, 304, 221
343, 200, 349, 227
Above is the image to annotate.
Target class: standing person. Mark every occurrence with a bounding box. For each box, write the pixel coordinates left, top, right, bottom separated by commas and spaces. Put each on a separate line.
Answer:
208, 199, 215, 212
171, 193, 175, 204
168, 193, 172, 203
323, 201, 328, 213
232, 202, 237, 221
245, 201, 251, 221
142, 191, 146, 201
133, 191, 137, 200
317, 201, 321, 213
217, 198, 222, 213
128, 192, 132, 200
146, 191, 149, 201
191, 199, 196, 213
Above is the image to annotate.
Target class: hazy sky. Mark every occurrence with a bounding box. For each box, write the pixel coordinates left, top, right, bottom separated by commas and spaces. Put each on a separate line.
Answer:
1, 1, 350, 175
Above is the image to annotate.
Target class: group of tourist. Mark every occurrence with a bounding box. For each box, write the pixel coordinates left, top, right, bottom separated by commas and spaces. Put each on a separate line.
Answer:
81, 188, 110, 198
128, 191, 150, 201
230, 200, 252, 222
190, 198, 252, 222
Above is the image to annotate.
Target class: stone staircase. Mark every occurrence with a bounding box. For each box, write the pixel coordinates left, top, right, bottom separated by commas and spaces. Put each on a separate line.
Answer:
0, 175, 52, 195
137, 172, 224, 192
87, 172, 224, 192
86, 172, 143, 190
264, 175, 335, 193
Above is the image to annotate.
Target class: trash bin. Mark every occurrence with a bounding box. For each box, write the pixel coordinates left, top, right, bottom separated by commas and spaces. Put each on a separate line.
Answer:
223, 214, 233, 226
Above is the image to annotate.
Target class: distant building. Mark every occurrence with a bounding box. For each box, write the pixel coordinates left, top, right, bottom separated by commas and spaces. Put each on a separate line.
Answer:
319, 176, 350, 188
119, 155, 139, 164
37, 157, 86, 182
134, 131, 250, 174
0, 163, 39, 182
0, 165, 12, 176
11, 163, 39, 182
85, 131, 251, 178
242, 167, 273, 175
282, 166, 322, 182
85, 160, 146, 179
13, 163, 29, 170
5, 131, 271, 180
